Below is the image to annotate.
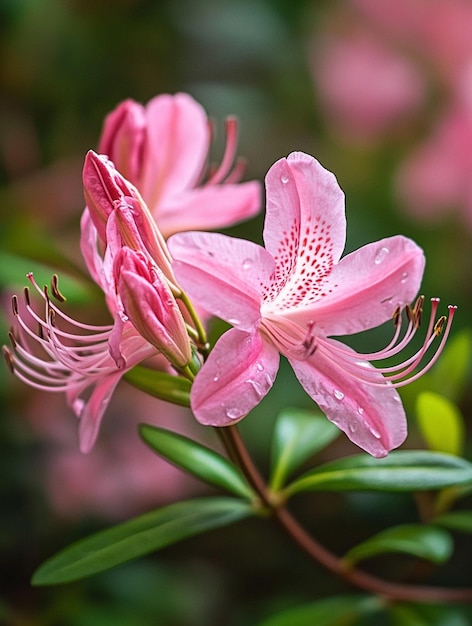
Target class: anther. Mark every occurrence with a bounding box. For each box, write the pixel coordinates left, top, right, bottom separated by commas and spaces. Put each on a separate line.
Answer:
434, 316, 447, 335
8, 330, 17, 348
412, 295, 424, 327
11, 295, 19, 316
51, 274, 67, 303
392, 305, 401, 327
48, 309, 56, 326
23, 287, 31, 306
2, 346, 15, 374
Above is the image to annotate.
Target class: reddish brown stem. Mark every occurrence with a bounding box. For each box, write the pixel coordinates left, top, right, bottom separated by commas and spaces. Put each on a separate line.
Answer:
220, 425, 472, 604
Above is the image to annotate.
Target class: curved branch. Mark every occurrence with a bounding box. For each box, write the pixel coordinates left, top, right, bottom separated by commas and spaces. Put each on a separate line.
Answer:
221, 425, 472, 604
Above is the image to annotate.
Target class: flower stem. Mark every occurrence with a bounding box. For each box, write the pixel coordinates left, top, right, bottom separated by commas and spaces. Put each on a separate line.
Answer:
220, 425, 472, 604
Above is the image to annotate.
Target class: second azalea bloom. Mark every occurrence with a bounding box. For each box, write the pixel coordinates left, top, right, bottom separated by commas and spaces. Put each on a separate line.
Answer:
3, 153, 195, 454
169, 152, 455, 457
98, 92, 261, 237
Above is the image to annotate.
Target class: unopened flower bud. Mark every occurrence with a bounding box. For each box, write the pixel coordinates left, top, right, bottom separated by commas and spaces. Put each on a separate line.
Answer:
115, 247, 192, 369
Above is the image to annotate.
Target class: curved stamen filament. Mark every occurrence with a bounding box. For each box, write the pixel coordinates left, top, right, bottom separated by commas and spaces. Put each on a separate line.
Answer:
207, 117, 239, 185
316, 302, 456, 388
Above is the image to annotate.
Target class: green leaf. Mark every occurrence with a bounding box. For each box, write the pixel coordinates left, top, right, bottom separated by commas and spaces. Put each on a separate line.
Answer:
124, 366, 191, 407
344, 524, 453, 567
416, 392, 465, 456
390, 603, 471, 626
32, 497, 253, 585
434, 510, 472, 534
285, 451, 472, 496
270, 408, 339, 492
430, 330, 472, 402
257, 595, 381, 626
139, 424, 255, 500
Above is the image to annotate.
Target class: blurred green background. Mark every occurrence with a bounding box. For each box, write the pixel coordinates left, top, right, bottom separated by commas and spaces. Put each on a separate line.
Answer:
1, 0, 472, 624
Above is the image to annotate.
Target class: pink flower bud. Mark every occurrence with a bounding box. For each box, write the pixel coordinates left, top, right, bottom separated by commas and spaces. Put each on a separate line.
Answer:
83, 150, 176, 288
115, 247, 192, 369
83, 150, 137, 242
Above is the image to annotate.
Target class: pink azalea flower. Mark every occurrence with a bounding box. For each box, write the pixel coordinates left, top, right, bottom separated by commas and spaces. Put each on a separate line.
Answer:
310, 31, 425, 143
169, 152, 456, 457
396, 77, 472, 227
3, 155, 192, 454
98, 92, 261, 237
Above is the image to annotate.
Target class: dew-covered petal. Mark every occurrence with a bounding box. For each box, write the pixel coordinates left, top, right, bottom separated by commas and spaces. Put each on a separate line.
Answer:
262, 152, 346, 302
140, 93, 210, 208
169, 231, 275, 331
156, 181, 261, 237
288, 339, 407, 457
284, 235, 424, 336
190, 328, 280, 426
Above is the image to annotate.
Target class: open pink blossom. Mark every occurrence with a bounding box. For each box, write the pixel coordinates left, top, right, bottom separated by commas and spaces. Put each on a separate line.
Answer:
169, 152, 456, 457
3, 155, 192, 453
98, 92, 261, 236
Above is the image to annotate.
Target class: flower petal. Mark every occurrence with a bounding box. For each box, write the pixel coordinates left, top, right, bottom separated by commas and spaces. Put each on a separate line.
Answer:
263, 152, 346, 303
140, 93, 210, 208
284, 235, 424, 336
76, 372, 123, 453
169, 231, 274, 330
98, 98, 146, 183
288, 340, 407, 457
191, 329, 280, 426
156, 181, 261, 237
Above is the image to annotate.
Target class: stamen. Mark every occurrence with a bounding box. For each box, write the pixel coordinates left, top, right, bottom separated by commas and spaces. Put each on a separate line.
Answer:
3, 346, 14, 373
51, 274, 67, 302
207, 117, 239, 185
315, 300, 456, 389
11, 295, 19, 316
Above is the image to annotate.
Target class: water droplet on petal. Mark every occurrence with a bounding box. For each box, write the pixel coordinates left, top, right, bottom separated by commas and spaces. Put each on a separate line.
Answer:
348, 422, 357, 434
255, 362, 264, 371
374, 247, 389, 265
370, 426, 382, 439
213, 375, 220, 382
400, 271, 409, 283
225, 407, 244, 420
242, 258, 253, 270
281, 175, 290, 184
333, 389, 344, 400
357, 406, 364, 416
246, 379, 264, 398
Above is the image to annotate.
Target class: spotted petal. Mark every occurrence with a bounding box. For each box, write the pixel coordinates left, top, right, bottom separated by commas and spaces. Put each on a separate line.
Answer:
263, 152, 346, 307
191, 328, 280, 426
284, 235, 425, 336
288, 340, 407, 457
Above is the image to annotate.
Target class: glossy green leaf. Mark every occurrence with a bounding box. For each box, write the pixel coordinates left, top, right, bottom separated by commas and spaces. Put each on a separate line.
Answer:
430, 330, 472, 402
270, 409, 339, 491
434, 510, 472, 534
139, 424, 255, 500
257, 595, 381, 626
32, 497, 253, 585
416, 392, 465, 456
124, 366, 191, 407
285, 451, 472, 496
390, 603, 471, 626
344, 524, 453, 567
